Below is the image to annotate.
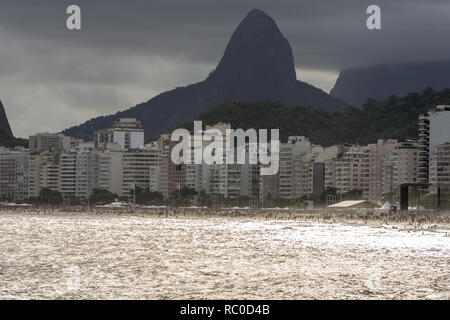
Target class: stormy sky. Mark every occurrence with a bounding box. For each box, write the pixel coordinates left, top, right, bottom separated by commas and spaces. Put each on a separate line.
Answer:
1, 0, 450, 138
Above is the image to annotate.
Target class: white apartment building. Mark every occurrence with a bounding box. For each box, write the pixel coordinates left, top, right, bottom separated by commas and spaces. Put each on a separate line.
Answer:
381, 153, 394, 196
429, 142, 450, 194
94, 118, 145, 151
39, 152, 60, 193
98, 150, 123, 195
28, 152, 42, 198
278, 136, 310, 199
0, 148, 36, 201
59, 143, 98, 199
418, 105, 450, 184
158, 143, 170, 198
120, 146, 161, 196
382, 141, 419, 197
333, 146, 370, 197
185, 132, 204, 192
392, 142, 419, 189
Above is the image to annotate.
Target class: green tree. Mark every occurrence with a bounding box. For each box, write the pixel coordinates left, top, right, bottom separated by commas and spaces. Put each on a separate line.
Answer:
33, 188, 63, 205
169, 186, 197, 206
197, 190, 211, 207
136, 190, 164, 205
88, 189, 116, 205
342, 189, 363, 200
174, 88, 450, 146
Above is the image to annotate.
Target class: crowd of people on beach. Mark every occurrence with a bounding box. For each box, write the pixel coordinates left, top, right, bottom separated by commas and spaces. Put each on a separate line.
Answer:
1, 204, 449, 230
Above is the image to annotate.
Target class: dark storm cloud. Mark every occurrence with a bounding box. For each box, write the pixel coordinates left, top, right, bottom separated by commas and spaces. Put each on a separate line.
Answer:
1, 0, 450, 137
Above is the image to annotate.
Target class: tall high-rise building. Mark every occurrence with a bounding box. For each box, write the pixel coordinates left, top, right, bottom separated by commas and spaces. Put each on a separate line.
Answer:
39, 152, 60, 193
381, 153, 395, 197
366, 139, 398, 202
296, 145, 341, 197
429, 142, 450, 194
382, 141, 419, 199
278, 136, 310, 199
418, 105, 450, 185
120, 145, 161, 197
59, 143, 99, 199
393, 141, 419, 192
0, 149, 35, 201
259, 170, 279, 203
98, 150, 123, 195
333, 146, 369, 197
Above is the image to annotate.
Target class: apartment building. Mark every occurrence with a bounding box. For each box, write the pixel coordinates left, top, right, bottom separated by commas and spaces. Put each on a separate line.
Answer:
381, 153, 395, 196
259, 170, 279, 202
98, 150, 123, 195
278, 136, 310, 199
418, 105, 450, 184
39, 152, 60, 193
94, 118, 144, 151
296, 145, 341, 196
366, 139, 398, 202
28, 152, 42, 198
120, 146, 161, 196
158, 143, 170, 198
29, 133, 70, 152
382, 141, 419, 197
0, 149, 34, 201
333, 146, 370, 197
429, 142, 450, 194
59, 143, 99, 199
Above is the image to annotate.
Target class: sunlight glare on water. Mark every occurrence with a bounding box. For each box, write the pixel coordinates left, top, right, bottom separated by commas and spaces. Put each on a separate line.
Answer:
0, 213, 448, 299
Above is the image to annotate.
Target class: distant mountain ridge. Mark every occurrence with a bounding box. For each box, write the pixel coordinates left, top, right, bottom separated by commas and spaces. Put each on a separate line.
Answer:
63, 9, 346, 141
331, 60, 450, 107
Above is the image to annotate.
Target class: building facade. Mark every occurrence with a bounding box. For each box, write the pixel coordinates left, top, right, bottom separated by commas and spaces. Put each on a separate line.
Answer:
0, 149, 34, 201
94, 118, 144, 151
29, 133, 70, 152
429, 142, 450, 194
418, 105, 450, 185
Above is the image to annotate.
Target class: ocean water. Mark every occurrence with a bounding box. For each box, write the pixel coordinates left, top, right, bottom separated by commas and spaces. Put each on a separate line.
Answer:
0, 212, 448, 299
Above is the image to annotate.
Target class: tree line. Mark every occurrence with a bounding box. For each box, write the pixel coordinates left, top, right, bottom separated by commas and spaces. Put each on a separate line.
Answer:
176, 87, 450, 146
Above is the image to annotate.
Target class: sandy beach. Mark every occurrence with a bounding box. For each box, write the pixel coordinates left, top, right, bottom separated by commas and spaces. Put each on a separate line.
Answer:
2, 206, 450, 233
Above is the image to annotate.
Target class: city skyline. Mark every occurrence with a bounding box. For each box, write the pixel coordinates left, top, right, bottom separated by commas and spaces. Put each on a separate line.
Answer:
2, 104, 449, 206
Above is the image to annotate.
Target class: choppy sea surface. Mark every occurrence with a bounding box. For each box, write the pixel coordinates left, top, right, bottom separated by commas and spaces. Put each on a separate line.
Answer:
0, 212, 449, 299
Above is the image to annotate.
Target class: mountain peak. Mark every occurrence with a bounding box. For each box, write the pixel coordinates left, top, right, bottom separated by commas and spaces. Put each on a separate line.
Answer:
0, 99, 13, 137
209, 8, 296, 87
243, 8, 275, 24
63, 9, 346, 141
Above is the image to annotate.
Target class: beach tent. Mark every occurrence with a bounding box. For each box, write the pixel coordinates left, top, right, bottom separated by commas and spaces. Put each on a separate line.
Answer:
327, 200, 378, 209
381, 202, 391, 209
141, 205, 167, 209
1, 203, 31, 207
